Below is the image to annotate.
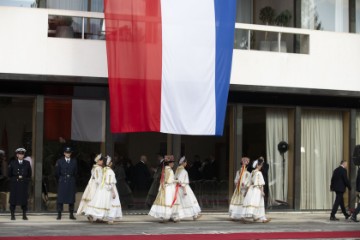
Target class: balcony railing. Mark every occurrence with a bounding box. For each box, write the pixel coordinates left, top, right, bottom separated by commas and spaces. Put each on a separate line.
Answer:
234, 23, 310, 54
47, 9, 104, 40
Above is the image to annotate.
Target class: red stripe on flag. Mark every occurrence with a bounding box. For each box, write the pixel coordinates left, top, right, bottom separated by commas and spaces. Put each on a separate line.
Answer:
105, 0, 162, 133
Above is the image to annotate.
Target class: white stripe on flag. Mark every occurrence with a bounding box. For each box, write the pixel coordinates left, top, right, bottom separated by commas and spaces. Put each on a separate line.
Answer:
160, 0, 216, 135
71, 99, 106, 142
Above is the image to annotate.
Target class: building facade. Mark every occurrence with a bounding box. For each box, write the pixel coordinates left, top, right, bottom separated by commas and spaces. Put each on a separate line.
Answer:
0, 0, 360, 212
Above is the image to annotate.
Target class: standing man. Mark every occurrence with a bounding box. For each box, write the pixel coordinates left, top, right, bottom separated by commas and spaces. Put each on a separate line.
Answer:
330, 160, 351, 221
133, 155, 151, 197
8, 148, 32, 220
55, 146, 77, 220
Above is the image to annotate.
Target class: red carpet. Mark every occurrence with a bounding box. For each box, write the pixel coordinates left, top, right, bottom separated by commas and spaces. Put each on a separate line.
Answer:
2, 231, 360, 240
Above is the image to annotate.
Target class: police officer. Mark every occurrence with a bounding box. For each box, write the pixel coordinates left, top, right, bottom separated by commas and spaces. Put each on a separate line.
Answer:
55, 146, 77, 220
8, 148, 32, 220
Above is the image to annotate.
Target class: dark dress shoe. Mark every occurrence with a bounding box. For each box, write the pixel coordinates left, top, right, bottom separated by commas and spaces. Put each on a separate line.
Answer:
350, 216, 359, 222
330, 216, 339, 221
69, 214, 76, 220
11, 216, 15, 221
345, 214, 351, 220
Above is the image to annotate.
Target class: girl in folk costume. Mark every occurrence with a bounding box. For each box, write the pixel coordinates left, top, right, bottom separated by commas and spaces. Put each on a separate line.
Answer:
172, 156, 202, 222
85, 156, 122, 224
229, 157, 251, 220
77, 154, 104, 215
149, 155, 176, 222
239, 158, 271, 223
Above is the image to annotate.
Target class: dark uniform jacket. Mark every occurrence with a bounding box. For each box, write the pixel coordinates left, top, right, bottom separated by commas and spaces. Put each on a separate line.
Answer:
8, 159, 32, 205
330, 165, 351, 193
133, 161, 151, 191
55, 157, 77, 204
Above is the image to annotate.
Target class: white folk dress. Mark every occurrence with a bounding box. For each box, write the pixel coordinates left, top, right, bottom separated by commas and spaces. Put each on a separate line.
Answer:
238, 169, 266, 220
148, 166, 176, 220
85, 166, 122, 221
172, 166, 201, 220
229, 165, 251, 219
77, 164, 103, 215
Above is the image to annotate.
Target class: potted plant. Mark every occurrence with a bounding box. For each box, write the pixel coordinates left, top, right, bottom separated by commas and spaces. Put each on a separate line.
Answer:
272, 10, 293, 52
56, 16, 74, 38
275, 10, 292, 27
259, 6, 275, 51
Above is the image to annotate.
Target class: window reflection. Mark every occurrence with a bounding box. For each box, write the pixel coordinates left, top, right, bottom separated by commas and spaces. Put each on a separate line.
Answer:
48, 15, 82, 39
0, 0, 37, 7
0, 0, 104, 12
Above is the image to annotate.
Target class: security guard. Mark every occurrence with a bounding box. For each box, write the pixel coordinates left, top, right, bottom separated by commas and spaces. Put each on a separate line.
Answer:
55, 146, 77, 220
8, 148, 32, 220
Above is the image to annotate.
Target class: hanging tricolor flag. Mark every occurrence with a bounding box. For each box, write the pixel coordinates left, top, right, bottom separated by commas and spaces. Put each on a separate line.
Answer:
104, 0, 236, 135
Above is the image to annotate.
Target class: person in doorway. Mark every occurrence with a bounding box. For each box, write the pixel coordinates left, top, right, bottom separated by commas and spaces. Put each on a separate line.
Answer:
55, 146, 78, 220
133, 155, 152, 197
146, 153, 164, 208
8, 148, 32, 220
149, 155, 176, 222
350, 166, 360, 222
229, 157, 251, 220
113, 154, 134, 209
77, 154, 104, 215
171, 156, 202, 222
238, 158, 271, 223
330, 160, 351, 221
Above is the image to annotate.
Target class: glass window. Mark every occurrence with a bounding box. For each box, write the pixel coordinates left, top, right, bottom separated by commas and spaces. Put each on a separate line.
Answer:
0, 0, 37, 7
301, 0, 349, 32
48, 15, 83, 39
0, 96, 35, 210
0, 0, 104, 12
113, 132, 168, 210
242, 107, 295, 209
356, 0, 360, 32
42, 98, 105, 211
43, 0, 103, 12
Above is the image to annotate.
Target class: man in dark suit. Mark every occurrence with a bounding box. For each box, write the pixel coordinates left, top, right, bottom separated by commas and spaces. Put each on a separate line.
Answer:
8, 148, 32, 220
350, 167, 360, 222
330, 160, 351, 221
133, 155, 151, 197
55, 146, 77, 220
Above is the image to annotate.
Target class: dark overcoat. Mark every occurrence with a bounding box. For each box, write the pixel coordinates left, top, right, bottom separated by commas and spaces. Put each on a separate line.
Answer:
330, 166, 351, 193
8, 159, 32, 205
55, 157, 77, 204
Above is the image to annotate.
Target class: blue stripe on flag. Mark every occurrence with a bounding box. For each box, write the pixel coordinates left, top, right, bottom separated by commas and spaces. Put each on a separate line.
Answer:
214, 0, 237, 135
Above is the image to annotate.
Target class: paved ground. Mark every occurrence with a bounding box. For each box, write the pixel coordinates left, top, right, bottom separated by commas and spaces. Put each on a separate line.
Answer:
0, 211, 359, 238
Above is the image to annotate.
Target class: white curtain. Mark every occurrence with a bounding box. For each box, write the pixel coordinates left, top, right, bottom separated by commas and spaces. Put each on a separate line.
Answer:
356, 112, 360, 145
300, 110, 343, 209
266, 109, 289, 206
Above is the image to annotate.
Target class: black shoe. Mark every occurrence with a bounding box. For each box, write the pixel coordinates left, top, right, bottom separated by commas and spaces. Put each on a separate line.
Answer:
330, 216, 339, 221
11, 216, 15, 221
69, 214, 76, 220
345, 214, 351, 220
56, 212, 61, 220
350, 216, 359, 222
